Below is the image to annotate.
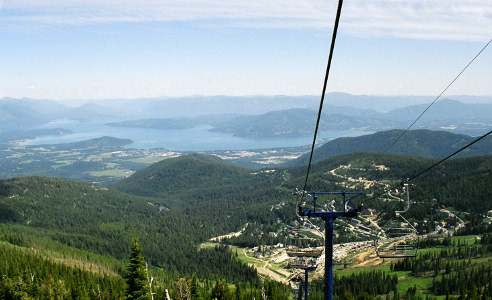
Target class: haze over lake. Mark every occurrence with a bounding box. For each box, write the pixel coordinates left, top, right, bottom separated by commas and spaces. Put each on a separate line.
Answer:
25, 119, 369, 151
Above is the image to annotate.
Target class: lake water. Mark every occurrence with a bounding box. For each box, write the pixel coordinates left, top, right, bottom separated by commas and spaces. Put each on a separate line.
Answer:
25, 120, 370, 151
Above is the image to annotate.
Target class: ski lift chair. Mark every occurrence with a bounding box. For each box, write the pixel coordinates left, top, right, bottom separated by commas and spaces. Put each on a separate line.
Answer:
376, 184, 420, 258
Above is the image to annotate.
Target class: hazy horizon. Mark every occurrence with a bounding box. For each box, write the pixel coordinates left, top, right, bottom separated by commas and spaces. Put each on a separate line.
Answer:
1, 1, 491, 101
3, 93, 492, 111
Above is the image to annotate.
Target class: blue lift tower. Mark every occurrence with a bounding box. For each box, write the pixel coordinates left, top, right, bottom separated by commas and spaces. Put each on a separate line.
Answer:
297, 191, 364, 300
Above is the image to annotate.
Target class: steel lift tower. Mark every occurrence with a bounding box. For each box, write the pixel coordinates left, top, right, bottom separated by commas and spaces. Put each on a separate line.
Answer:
297, 191, 364, 300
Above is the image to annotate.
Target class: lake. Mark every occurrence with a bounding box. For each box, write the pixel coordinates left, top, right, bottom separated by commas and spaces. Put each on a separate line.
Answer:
25, 120, 370, 151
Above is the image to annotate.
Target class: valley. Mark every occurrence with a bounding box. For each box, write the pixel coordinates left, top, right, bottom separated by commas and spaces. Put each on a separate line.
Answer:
0, 138, 309, 184
2, 128, 492, 186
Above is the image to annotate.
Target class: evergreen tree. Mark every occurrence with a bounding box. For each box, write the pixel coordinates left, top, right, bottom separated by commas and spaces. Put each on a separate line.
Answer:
190, 274, 201, 300
211, 279, 233, 300
124, 238, 152, 300
234, 283, 242, 300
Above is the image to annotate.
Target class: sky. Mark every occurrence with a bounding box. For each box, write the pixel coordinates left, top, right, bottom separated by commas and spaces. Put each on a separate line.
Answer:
1, 0, 491, 101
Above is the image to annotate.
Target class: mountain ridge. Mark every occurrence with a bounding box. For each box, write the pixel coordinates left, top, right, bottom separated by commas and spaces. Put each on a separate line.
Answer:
289, 129, 492, 167
104, 99, 492, 138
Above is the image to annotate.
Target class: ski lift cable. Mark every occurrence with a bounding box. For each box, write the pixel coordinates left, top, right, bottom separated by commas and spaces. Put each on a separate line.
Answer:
305, 217, 324, 238
404, 129, 492, 183
377, 38, 491, 158
363, 129, 492, 207
363, 38, 492, 202
302, 0, 344, 193
399, 214, 418, 233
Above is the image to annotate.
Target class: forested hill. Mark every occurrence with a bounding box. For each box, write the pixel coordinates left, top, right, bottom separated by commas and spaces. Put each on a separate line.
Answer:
112, 153, 284, 198
0, 154, 291, 282
0, 175, 259, 282
289, 129, 492, 167
111, 153, 290, 238
45, 136, 133, 150
2, 153, 490, 267
286, 152, 492, 214
1, 152, 492, 298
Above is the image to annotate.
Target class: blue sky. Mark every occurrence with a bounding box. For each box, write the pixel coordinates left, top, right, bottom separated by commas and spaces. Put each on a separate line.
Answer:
1, 0, 491, 101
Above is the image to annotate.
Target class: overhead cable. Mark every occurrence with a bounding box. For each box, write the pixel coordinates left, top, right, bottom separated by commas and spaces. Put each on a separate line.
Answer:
365, 129, 492, 205
403, 129, 492, 184
378, 38, 492, 157
303, 0, 344, 193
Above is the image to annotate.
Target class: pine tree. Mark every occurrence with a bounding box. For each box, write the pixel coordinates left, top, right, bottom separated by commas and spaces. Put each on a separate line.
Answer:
190, 274, 201, 300
234, 283, 242, 300
211, 279, 233, 300
124, 238, 152, 300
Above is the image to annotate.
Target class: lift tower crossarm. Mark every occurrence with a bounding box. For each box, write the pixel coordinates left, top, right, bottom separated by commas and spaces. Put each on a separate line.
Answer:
298, 191, 363, 218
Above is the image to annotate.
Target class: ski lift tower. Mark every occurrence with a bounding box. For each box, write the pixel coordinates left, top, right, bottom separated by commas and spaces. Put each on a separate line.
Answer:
299, 265, 317, 300
297, 191, 364, 300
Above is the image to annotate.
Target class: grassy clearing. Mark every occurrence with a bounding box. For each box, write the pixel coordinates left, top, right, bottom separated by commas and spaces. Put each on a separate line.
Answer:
201, 243, 260, 265
396, 274, 433, 293
130, 156, 170, 164
104, 162, 118, 168
90, 169, 133, 178
51, 161, 73, 169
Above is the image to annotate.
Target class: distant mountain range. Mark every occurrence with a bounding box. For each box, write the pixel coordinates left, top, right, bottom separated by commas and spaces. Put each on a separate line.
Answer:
0, 97, 115, 131
209, 98, 492, 137
58, 93, 492, 115
1, 95, 491, 142
106, 99, 492, 138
